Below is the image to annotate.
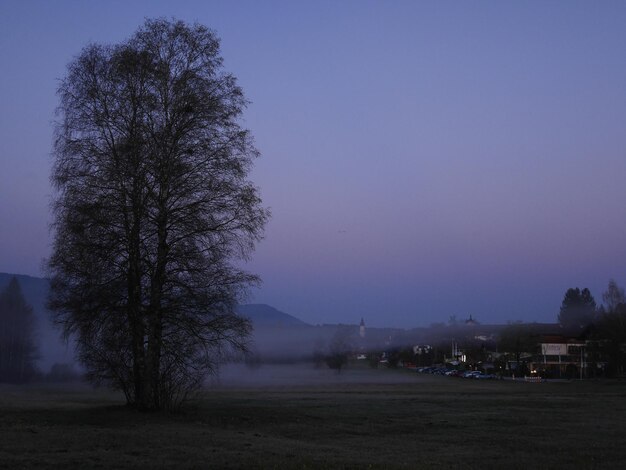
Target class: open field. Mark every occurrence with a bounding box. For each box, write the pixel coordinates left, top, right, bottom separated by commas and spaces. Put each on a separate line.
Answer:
1, 366, 625, 469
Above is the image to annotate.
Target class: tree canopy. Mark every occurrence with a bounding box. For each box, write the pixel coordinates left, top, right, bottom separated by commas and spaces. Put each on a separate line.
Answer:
48, 19, 268, 409
498, 322, 539, 371
558, 287, 596, 330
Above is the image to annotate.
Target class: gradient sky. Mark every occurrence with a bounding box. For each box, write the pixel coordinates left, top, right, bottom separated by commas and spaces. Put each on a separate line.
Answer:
2, 1, 626, 328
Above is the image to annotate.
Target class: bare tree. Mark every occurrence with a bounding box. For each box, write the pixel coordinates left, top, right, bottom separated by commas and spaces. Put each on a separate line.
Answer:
48, 19, 268, 409
603, 279, 625, 313
498, 322, 538, 375
325, 327, 353, 372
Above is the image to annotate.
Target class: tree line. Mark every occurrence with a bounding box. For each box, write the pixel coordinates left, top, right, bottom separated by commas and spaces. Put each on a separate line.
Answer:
490, 281, 626, 377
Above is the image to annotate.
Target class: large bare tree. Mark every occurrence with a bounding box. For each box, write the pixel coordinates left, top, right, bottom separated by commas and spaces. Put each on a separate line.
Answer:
48, 19, 268, 409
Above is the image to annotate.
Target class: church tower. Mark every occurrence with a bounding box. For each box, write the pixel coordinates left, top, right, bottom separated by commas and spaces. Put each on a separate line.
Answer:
359, 318, 366, 338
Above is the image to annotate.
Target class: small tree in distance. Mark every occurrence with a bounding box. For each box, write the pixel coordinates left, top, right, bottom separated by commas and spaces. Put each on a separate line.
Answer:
603, 279, 625, 313
325, 328, 353, 372
0, 277, 39, 383
48, 19, 268, 410
498, 322, 538, 375
558, 288, 596, 330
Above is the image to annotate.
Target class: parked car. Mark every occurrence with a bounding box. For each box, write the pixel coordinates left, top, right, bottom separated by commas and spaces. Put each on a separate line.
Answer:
463, 370, 483, 378
446, 370, 464, 377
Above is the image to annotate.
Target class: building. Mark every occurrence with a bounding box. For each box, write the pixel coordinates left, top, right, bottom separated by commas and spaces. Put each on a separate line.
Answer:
529, 335, 587, 379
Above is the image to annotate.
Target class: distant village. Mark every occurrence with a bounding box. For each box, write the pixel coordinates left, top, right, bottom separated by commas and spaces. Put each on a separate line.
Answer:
251, 314, 599, 380
248, 283, 626, 381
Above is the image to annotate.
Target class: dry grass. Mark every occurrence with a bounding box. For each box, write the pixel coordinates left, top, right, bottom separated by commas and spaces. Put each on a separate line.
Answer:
1, 367, 625, 469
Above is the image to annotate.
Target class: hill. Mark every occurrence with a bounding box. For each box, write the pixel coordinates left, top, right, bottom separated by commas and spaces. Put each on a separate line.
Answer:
0, 273, 313, 368
236, 304, 309, 327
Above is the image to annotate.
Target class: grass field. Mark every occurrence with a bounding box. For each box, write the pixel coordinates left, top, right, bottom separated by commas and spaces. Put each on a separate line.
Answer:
1, 366, 625, 469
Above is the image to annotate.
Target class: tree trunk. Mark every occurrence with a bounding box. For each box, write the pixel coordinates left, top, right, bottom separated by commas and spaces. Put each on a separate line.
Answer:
146, 196, 168, 409
128, 198, 147, 408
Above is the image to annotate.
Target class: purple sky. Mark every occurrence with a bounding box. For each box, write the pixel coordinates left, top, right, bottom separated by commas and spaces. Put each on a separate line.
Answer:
1, 1, 626, 327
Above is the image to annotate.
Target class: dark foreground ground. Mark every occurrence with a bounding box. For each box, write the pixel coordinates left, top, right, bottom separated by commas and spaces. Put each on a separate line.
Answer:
1, 366, 625, 469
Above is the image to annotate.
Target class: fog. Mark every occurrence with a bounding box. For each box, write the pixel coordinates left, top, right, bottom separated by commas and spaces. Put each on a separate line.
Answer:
212, 363, 419, 389
0, 273, 547, 388
0, 273, 79, 377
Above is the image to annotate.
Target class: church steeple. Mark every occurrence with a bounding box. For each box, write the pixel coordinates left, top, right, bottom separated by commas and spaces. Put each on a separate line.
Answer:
359, 318, 365, 338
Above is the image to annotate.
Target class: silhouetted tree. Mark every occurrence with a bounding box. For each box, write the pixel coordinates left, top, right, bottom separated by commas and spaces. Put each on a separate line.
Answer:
603, 279, 625, 313
558, 288, 596, 330
592, 303, 626, 376
367, 352, 380, 369
0, 277, 39, 383
498, 322, 538, 374
48, 19, 268, 410
325, 328, 352, 372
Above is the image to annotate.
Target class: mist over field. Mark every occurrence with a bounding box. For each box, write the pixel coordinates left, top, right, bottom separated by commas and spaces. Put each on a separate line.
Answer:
213, 363, 419, 388
0, 273, 76, 373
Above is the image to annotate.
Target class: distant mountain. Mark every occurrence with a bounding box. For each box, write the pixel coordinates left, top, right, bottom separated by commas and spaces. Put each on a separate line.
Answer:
0, 273, 312, 367
236, 304, 310, 327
